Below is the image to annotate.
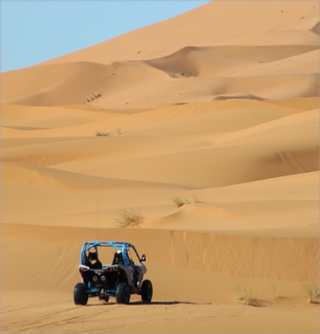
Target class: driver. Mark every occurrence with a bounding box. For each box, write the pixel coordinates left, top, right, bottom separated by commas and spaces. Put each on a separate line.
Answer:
85, 250, 102, 269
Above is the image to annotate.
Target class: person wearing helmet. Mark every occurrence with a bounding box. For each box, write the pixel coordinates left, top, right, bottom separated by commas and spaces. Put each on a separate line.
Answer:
85, 250, 102, 269
112, 250, 124, 265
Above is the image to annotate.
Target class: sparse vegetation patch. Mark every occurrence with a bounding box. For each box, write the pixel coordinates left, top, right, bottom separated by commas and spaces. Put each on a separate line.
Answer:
235, 284, 254, 306
171, 196, 190, 209
96, 130, 110, 136
303, 282, 319, 303
171, 195, 205, 209
115, 208, 144, 228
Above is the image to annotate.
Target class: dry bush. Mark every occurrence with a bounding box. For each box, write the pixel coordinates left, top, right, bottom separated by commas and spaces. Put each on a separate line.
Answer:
171, 196, 190, 209
235, 284, 254, 306
115, 208, 144, 228
303, 282, 319, 303
96, 130, 110, 136
171, 195, 205, 209
191, 195, 205, 204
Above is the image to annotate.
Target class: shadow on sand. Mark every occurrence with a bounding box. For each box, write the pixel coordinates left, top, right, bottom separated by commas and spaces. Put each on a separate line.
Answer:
87, 300, 211, 307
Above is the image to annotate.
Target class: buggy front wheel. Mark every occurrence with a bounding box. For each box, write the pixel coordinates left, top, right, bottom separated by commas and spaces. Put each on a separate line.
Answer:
141, 280, 153, 302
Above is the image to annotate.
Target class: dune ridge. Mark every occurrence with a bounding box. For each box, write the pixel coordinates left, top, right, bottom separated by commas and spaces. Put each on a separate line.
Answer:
2, 45, 319, 106
2, 2, 319, 107
38, 0, 319, 66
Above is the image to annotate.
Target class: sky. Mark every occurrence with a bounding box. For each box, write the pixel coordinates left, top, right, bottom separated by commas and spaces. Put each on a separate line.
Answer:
1, 1, 210, 73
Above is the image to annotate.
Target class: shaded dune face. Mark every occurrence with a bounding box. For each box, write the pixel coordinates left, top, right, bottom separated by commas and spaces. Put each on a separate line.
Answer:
1, 1, 319, 333
2, 62, 111, 106
2, 225, 318, 293
146, 45, 319, 76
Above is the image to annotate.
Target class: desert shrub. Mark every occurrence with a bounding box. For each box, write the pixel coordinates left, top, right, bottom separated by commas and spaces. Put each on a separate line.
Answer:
171, 195, 205, 209
190, 195, 205, 204
303, 282, 319, 303
270, 283, 279, 299
235, 284, 254, 306
116, 128, 122, 135
96, 130, 110, 136
171, 196, 190, 209
115, 208, 144, 228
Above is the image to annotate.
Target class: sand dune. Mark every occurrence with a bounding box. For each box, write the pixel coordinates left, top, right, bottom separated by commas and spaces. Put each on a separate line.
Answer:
1, 1, 319, 333
40, 1, 319, 65
2, 2, 319, 108
2, 62, 111, 106
2, 45, 319, 107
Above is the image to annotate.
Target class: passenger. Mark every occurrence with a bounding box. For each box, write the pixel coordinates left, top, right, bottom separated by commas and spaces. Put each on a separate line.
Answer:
112, 250, 124, 265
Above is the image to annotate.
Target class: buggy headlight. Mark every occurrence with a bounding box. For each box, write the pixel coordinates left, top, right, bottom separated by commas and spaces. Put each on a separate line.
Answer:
92, 275, 98, 282
101, 275, 106, 282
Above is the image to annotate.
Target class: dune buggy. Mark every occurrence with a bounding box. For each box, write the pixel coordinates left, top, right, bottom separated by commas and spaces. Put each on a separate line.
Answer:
73, 241, 153, 305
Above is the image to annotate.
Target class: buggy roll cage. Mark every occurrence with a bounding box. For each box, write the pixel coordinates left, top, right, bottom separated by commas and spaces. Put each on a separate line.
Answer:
80, 241, 144, 266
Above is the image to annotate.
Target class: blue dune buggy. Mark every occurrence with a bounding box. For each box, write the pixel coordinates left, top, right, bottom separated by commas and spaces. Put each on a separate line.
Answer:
73, 241, 153, 305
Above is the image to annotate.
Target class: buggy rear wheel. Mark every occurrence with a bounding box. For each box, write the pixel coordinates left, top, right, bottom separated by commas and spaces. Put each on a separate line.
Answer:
141, 279, 153, 302
115, 283, 131, 304
74, 283, 88, 305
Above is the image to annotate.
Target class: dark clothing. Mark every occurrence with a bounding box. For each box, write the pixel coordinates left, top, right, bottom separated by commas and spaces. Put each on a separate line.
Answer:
86, 251, 102, 269
85, 258, 102, 269
89, 260, 102, 269
112, 252, 124, 265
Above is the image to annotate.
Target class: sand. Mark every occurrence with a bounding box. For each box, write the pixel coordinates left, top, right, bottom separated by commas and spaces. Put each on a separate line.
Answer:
1, 1, 319, 333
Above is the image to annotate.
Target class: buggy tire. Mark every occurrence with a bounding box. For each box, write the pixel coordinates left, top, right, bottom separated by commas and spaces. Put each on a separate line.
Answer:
74, 283, 88, 305
115, 283, 131, 304
141, 279, 153, 302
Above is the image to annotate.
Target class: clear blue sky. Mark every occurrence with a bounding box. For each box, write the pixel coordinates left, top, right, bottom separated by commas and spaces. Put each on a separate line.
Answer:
1, 1, 209, 73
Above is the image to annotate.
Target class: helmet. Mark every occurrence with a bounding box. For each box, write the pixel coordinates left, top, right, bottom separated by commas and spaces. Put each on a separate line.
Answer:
88, 251, 98, 261
113, 250, 124, 264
